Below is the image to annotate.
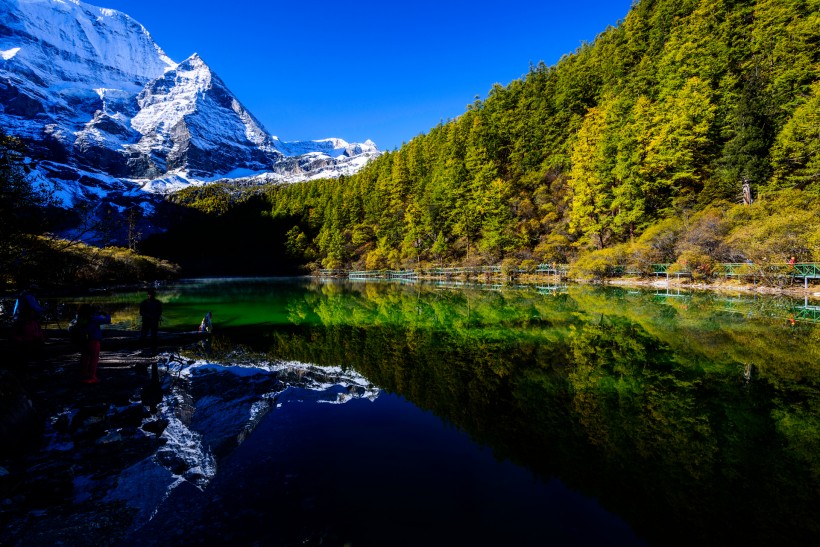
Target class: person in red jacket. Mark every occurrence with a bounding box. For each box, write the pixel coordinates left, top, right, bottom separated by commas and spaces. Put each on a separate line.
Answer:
12, 285, 44, 344
75, 304, 111, 384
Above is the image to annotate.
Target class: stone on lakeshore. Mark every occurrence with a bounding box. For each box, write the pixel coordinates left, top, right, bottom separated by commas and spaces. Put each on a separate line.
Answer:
142, 419, 169, 436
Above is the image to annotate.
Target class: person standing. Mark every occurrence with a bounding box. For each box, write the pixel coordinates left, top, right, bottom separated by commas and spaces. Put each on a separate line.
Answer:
198, 310, 213, 355
12, 285, 44, 344
11, 285, 45, 373
198, 311, 213, 334
75, 304, 111, 384
139, 288, 163, 353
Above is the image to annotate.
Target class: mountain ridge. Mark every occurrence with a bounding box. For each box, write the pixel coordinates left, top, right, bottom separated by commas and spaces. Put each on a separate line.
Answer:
0, 0, 380, 203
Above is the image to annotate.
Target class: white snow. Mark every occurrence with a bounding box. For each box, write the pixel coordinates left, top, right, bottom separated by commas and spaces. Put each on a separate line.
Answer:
1, 47, 20, 60
103, 458, 185, 522
219, 167, 267, 179
139, 201, 155, 215
272, 136, 379, 159
1, 0, 381, 204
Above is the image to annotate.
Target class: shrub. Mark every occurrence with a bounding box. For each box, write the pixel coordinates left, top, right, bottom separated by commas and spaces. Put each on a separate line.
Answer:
725, 195, 820, 264
13, 237, 179, 289
535, 232, 574, 264
671, 250, 715, 281
519, 259, 537, 274
570, 245, 629, 282
501, 258, 520, 281
675, 205, 731, 260
364, 248, 388, 271
634, 218, 682, 264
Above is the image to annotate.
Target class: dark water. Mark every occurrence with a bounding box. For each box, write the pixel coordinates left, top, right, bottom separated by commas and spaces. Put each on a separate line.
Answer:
72, 278, 820, 546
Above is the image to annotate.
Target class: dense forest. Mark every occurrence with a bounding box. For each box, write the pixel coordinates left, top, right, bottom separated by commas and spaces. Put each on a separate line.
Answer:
3, 0, 819, 286
162, 0, 819, 277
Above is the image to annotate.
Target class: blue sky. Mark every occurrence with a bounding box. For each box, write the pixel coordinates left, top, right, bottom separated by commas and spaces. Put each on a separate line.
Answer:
98, 1, 634, 150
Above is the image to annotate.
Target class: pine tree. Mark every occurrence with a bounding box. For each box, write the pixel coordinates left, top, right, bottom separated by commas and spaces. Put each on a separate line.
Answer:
770, 81, 820, 193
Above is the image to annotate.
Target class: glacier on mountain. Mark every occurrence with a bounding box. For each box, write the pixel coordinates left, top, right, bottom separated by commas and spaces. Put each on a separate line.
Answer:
0, 0, 380, 203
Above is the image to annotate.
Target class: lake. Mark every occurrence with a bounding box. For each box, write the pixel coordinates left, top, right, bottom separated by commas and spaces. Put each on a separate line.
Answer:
66, 278, 820, 546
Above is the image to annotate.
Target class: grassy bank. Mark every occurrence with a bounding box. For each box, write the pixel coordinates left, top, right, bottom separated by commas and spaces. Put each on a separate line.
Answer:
2, 236, 179, 293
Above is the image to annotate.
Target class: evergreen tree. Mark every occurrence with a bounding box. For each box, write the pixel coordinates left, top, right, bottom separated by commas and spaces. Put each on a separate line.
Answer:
770, 81, 820, 193
251, 0, 819, 270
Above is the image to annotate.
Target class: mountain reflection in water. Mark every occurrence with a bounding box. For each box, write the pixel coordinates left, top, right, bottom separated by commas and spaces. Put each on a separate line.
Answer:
99, 279, 820, 546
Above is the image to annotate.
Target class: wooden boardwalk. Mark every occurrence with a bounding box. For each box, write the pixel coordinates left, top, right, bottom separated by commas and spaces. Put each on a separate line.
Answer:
321, 262, 819, 287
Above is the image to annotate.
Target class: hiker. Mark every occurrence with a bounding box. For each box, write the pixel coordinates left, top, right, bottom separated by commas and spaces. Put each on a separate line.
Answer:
10, 285, 45, 373
198, 311, 213, 355
75, 304, 111, 384
198, 311, 213, 334
788, 256, 796, 268
12, 285, 44, 345
139, 288, 163, 353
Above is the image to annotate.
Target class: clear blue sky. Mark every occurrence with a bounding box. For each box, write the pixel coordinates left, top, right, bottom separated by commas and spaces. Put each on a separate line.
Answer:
98, 0, 634, 150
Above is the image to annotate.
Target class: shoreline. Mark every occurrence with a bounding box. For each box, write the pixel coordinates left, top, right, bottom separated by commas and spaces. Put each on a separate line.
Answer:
322, 272, 820, 301
599, 276, 820, 299
596, 278, 820, 298
3, 274, 818, 309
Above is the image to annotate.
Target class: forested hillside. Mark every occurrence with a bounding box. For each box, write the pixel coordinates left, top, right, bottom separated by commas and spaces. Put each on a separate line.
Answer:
168, 0, 820, 274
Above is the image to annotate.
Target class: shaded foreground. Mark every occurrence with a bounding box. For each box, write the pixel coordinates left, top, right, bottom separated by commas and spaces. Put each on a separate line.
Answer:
0, 329, 201, 545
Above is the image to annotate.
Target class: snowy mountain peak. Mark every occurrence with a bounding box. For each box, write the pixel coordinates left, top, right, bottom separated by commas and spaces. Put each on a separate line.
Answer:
176, 52, 207, 72
133, 54, 216, 130
0, 0, 380, 215
2, 0, 174, 87
125, 52, 282, 179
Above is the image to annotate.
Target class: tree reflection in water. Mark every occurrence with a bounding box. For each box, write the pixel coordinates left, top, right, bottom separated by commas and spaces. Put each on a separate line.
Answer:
151, 279, 820, 545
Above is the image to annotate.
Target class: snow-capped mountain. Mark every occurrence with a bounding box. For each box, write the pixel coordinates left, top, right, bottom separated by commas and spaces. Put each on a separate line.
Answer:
0, 0, 380, 202
273, 137, 379, 159
123, 52, 283, 180
0, 0, 175, 149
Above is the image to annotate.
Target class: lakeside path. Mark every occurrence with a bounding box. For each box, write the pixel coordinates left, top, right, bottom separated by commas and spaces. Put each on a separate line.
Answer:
349, 271, 820, 300
323, 268, 820, 298
598, 276, 820, 298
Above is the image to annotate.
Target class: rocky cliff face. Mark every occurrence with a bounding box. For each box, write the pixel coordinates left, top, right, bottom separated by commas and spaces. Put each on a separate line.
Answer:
0, 0, 174, 145
0, 0, 380, 208
123, 53, 283, 179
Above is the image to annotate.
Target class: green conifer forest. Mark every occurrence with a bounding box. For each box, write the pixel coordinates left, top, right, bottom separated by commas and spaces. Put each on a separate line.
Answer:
158, 0, 820, 276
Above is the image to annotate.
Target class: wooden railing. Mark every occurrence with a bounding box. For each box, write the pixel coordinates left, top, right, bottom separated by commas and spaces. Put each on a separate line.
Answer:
339, 265, 570, 280
320, 262, 819, 287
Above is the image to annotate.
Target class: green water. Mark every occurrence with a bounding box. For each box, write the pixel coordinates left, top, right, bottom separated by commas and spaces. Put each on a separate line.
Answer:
65, 278, 820, 545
